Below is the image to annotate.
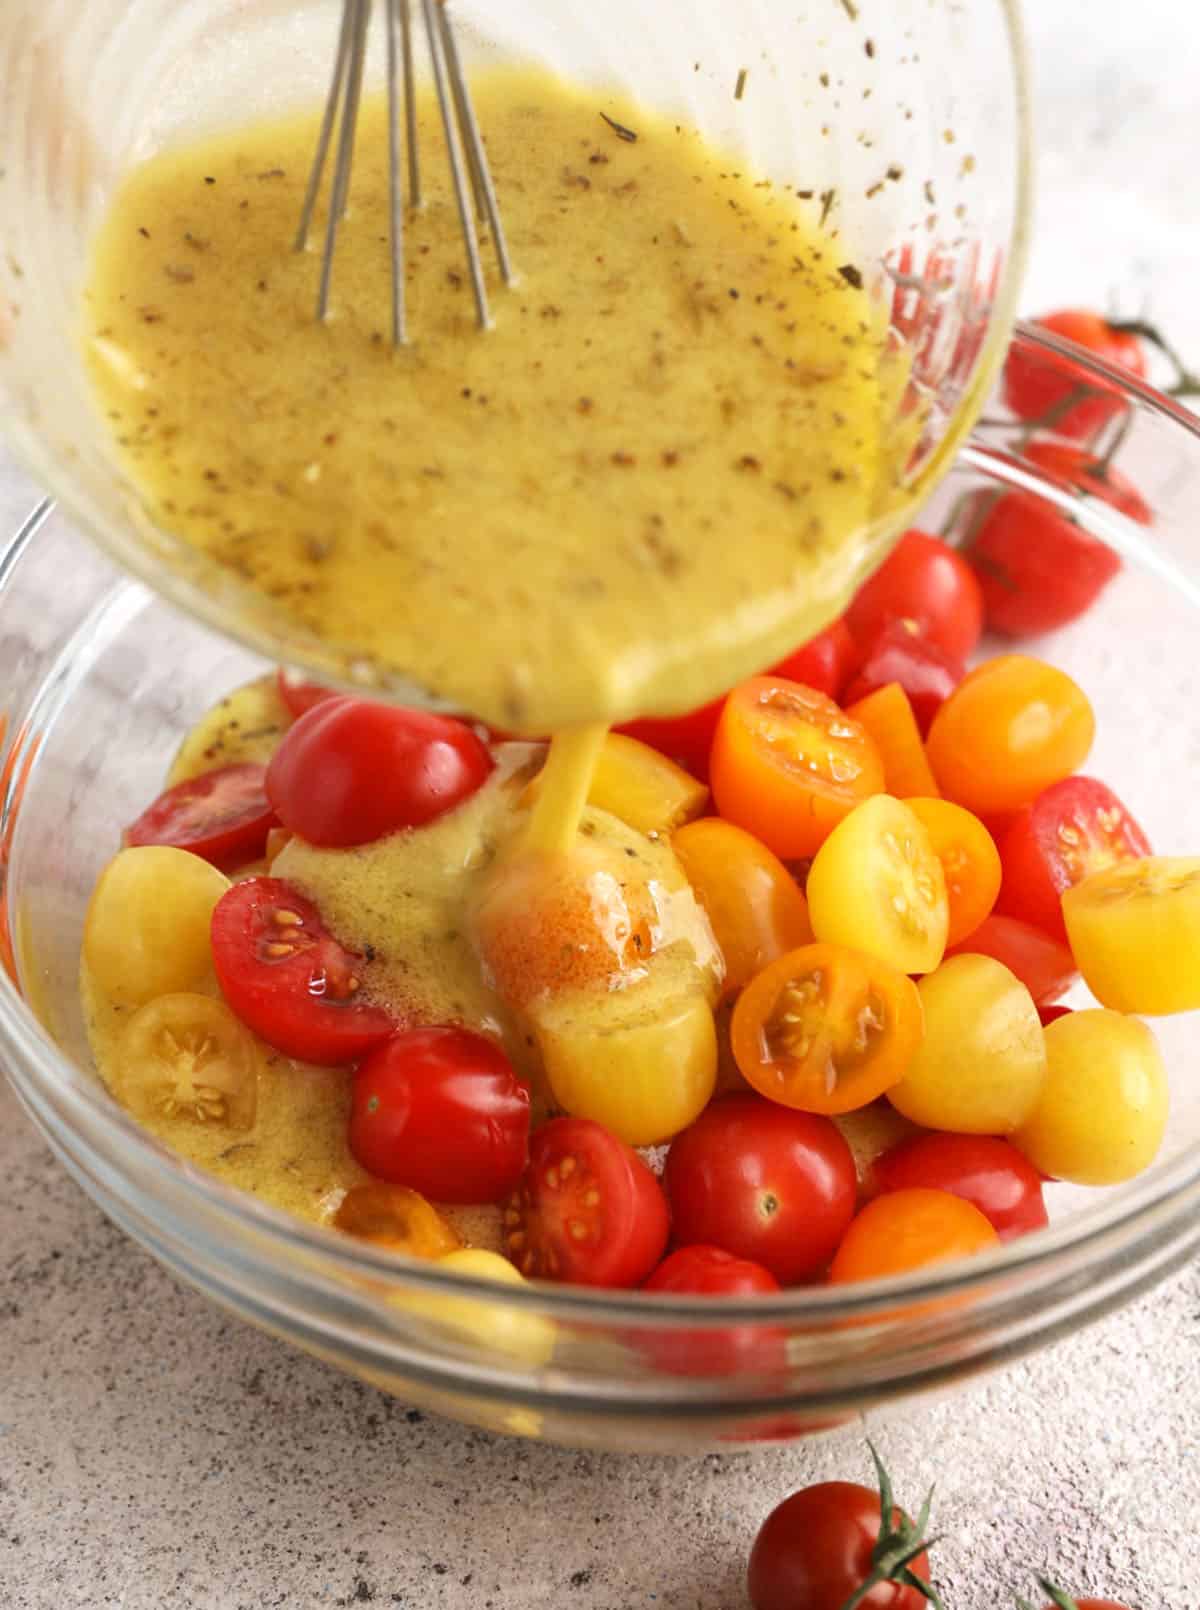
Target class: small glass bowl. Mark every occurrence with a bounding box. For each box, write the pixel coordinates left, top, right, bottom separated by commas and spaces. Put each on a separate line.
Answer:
2, 327, 1199, 1453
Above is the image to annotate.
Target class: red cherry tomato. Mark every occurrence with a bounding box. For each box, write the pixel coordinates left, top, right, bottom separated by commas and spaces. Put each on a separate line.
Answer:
749, 1481, 933, 1610
211, 877, 398, 1065
841, 621, 963, 736
947, 912, 1077, 1005
873, 1132, 1048, 1240
504, 1117, 669, 1288
125, 763, 277, 868
1038, 1004, 1072, 1026
664, 1095, 857, 1285
771, 618, 860, 701
348, 1027, 530, 1204
276, 667, 338, 720
1004, 310, 1147, 440
639, 1245, 783, 1376
266, 696, 492, 848
615, 699, 725, 783
846, 530, 984, 662
997, 776, 1152, 942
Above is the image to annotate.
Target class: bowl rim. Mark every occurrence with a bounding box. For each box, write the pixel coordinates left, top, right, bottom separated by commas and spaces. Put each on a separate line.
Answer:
4, 321, 1200, 1327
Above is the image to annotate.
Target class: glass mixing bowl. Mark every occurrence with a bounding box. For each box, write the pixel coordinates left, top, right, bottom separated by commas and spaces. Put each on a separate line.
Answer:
0, 0, 1030, 708
2, 327, 1199, 1453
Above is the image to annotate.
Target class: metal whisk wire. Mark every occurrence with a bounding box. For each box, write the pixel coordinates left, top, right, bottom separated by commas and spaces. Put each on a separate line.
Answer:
295, 0, 514, 345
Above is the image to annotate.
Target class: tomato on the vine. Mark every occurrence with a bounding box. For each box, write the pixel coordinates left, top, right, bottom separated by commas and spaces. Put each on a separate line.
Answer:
211, 876, 398, 1065
842, 621, 963, 737
348, 1027, 530, 1204
639, 1245, 783, 1377
1004, 310, 1147, 440
846, 529, 984, 662
873, 1132, 1047, 1240
125, 762, 277, 868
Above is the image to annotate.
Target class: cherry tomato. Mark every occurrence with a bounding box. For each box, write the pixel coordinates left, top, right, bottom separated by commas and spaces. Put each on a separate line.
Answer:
1024, 439, 1151, 522
843, 683, 940, 800
731, 944, 923, 1116
266, 696, 492, 848
873, 1133, 1047, 1240
114, 993, 260, 1132
639, 1245, 783, 1376
333, 1183, 463, 1258
926, 655, 1095, 817
1038, 1590, 1129, 1610
749, 1480, 933, 1610
1062, 855, 1200, 1014
770, 618, 860, 701
806, 795, 949, 974
616, 699, 725, 783
348, 1027, 530, 1204
504, 1117, 669, 1287
841, 621, 964, 737
664, 1094, 857, 1284
1003, 309, 1146, 440
829, 1188, 999, 1283
711, 677, 884, 859
846, 529, 984, 662
946, 913, 1077, 1004
211, 876, 398, 1065
276, 667, 338, 720
997, 776, 1151, 942
672, 818, 814, 1000
125, 762, 277, 868
1038, 1004, 1072, 1026
906, 797, 1002, 947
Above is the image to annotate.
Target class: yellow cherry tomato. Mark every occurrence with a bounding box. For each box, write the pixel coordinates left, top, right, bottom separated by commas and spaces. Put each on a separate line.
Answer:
806, 795, 949, 974
114, 993, 259, 1129
673, 818, 813, 999
167, 673, 292, 786
887, 954, 1046, 1133
84, 846, 230, 1008
400, 1248, 556, 1366
334, 1184, 463, 1259
525, 732, 708, 839
534, 985, 717, 1146
1014, 1010, 1168, 1185
906, 797, 1002, 947
926, 655, 1095, 816
1062, 856, 1200, 1015
844, 682, 940, 799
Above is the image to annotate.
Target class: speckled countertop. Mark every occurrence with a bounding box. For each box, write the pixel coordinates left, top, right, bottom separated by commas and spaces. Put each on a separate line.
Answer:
3, 5, 1200, 1607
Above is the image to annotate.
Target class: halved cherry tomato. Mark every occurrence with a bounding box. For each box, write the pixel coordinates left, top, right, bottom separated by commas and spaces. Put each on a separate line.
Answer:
926, 655, 1095, 816
1003, 310, 1146, 440
348, 1027, 530, 1204
114, 993, 260, 1131
906, 797, 1002, 947
841, 620, 964, 737
730, 943, 923, 1115
504, 1117, 669, 1287
672, 819, 814, 1000
639, 1245, 783, 1377
997, 776, 1151, 942
333, 1183, 463, 1258
1062, 856, 1200, 1014
845, 528, 984, 662
211, 877, 398, 1065
843, 683, 939, 799
616, 700, 725, 783
829, 1188, 998, 1283
946, 912, 1077, 1004
770, 618, 859, 701
873, 1133, 1047, 1240
276, 667, 338, 720
125, 762, 277, 868
84, 846, 230, 1009
664, 1094, 857, 1283
710, 678, 884, 859
806, 795, 948, 975
266, 697, 493, 848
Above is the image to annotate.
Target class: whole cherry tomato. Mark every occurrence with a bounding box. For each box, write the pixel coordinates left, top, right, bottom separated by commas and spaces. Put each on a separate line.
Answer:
997, 776, 1151, 941
639, 1245, 783, 1377
276, 667, 338, 720
873, 1132, 1048, 1240
841, 621, 964, 737
125, 763, 277, 869
348, 1027, 530, 1204
664, 1094, 857, 1284
211, 877, 399, 1065
846, 529, 984, 662
266, 696, 492, 848
830, 1189, 999, 1284
504, 1117, 669, 1288
1004, 310, 1147, 440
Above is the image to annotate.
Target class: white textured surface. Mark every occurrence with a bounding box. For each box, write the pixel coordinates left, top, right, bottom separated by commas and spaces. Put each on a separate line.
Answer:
4, 4, 1200, 1606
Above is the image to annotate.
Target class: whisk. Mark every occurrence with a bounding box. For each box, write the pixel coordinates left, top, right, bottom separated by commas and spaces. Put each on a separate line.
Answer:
295, 0, 514, 345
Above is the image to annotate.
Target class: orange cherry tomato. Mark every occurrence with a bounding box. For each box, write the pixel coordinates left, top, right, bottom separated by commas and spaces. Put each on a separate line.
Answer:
673, 819, 813, 1000
906, 797, 1002, 947
844, 682, 940, 800
828, 1187, 999, 1283
925, 655, 1095, 816
710, 677, 885, 859
730, 943, 923, 1116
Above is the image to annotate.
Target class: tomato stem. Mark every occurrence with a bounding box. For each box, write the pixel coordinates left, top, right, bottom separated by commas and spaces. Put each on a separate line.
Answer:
1108, 317, 1200, 398
835, 1444, 946, 1610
